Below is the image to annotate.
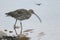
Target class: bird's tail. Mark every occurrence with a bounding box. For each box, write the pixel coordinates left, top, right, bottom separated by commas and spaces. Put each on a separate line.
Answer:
5, 13, 8, 15
5, 12, 13, 17
5, 12, 10, 16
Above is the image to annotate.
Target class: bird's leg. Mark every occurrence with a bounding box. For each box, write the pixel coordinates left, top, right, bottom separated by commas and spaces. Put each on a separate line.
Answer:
20, 21, 23, 35
14, 19, 18, 35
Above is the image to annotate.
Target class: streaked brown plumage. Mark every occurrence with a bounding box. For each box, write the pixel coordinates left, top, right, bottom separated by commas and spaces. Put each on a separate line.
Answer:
6, 9, 32, 20
5, 9, 41, 35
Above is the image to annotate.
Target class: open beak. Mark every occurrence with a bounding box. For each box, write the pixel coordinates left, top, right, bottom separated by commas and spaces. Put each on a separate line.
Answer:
33, 13, 42, 23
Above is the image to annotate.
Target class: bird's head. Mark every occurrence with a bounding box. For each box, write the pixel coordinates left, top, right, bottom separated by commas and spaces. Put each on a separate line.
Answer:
28, 9, 35, 14
29, 9, 42, 23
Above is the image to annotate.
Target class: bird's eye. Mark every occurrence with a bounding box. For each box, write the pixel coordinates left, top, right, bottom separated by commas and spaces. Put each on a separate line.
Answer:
31, 10, 34, 13
29, 10, 34, 13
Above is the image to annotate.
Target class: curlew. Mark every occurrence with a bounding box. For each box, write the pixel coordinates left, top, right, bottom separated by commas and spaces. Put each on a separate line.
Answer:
5, 9, 41, 35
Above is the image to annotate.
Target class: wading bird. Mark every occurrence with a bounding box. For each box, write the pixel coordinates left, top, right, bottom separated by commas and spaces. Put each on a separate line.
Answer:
5, 9, 41, 35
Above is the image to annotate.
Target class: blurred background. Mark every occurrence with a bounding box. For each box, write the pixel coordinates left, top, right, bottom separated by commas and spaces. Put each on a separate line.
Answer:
0, 0, 60, 40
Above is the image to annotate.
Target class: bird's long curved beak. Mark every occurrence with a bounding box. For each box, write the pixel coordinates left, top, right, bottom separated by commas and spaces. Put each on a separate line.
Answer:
33, 13, 42, 23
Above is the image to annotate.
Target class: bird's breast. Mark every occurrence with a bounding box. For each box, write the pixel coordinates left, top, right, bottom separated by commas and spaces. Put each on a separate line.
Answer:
15, 13, 32, 20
